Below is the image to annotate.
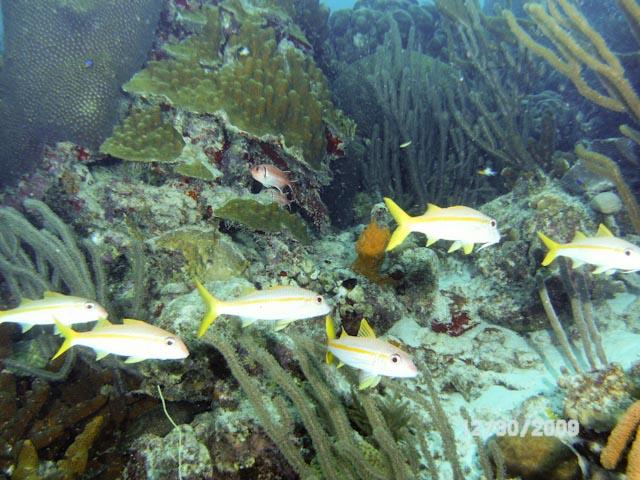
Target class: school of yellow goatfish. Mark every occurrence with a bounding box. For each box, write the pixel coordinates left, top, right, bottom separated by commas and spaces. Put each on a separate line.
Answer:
1, 197, 640, 390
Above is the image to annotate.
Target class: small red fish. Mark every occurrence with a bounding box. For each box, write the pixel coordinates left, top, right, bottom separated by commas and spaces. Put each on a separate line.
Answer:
267, 189, 293, 209
250, 164, 293, 194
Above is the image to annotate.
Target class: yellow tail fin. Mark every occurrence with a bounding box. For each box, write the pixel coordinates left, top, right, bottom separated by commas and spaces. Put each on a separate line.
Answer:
52, 319, 77, 360
537, 231, 561, 266
325, 316, 335, 364
383, 197, 412, 251
195, 280, 221, 337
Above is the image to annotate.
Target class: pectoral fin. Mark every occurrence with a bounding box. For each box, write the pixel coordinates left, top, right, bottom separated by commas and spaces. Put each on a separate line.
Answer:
95, 351, 109, 361
426, 237, 437, 247
358, 371, 381, 390
21, 324, 34, 333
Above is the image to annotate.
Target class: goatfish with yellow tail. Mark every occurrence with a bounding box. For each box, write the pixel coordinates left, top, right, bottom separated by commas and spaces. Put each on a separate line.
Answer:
195, 280, 331, 337
0, 292, 108, 333
383, 197, 500, 254
326, 316, 417, 390
537, 224, 640, 274
52, 318, 189, 363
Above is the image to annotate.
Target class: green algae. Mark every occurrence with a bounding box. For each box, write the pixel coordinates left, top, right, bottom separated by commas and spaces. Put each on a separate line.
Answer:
215, 199, 311, 244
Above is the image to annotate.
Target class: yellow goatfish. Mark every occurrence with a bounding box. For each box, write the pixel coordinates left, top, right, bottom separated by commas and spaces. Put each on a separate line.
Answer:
52, 319, 189, 363
384, 197, 500, 253
0, 292, 108, 333
195, 280, 331, 337
537, 224, 640, 274
325, 316, 417, 390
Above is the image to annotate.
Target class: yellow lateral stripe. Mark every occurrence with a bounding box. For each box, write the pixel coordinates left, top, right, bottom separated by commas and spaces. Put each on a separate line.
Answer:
81, 332, 159, 341
565, 244, 626, 253
415, 216, 489, 224
5, 304, 78, 314
232, 297, 316, 306
328, 341, 379, 357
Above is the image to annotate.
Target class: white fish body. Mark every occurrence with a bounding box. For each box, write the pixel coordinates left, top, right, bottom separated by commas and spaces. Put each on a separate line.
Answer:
53, 318, 189, 363
196, 281, 331, 336
325, 317, 417, 390
0, 292, 108, 332
538, 224, 640, 274
384, 197, 500, 253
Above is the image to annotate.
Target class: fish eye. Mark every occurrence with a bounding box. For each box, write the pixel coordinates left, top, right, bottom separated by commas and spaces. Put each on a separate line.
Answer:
391, 354, 400, 363
624, 249, 632, 256
85, 303, 94, 310
316, 296, 323, 303
490, 219, 497, 228
165, 337, 176, 346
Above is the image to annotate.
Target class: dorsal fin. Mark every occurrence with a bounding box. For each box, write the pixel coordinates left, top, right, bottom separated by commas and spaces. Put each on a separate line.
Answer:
426, 203, 441, 214
596, 224, 614, 237
357, 319, 376, 338
572, 231, 587, 241
44, 291, 66, 298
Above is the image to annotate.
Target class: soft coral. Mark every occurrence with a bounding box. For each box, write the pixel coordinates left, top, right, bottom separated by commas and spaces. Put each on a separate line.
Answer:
352, 221, 390, 283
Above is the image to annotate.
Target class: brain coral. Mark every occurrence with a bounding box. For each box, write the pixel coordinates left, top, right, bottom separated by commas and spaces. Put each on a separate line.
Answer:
0, 0, 163, 184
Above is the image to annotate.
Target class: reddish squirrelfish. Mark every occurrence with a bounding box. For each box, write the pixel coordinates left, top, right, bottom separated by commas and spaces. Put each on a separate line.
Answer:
250, 164, 294, 194
195, 280, 331, 337
0, 291, 108, 333
538, 224, 640, 274
52, 318, 189, 363
326, 316, 418, 390
384, 197, 500, 254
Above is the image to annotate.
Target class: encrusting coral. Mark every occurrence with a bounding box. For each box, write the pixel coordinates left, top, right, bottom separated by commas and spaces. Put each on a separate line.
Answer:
99, 107, 185, 163
352, 220, 390, 283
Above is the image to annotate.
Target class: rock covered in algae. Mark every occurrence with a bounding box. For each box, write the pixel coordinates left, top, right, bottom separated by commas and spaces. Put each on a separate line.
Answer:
155, 227, 248, 281
215, 198, 311, 244
99, 107, 185, 163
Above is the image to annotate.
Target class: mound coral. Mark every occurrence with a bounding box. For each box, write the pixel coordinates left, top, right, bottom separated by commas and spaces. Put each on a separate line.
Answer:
0, 0, 163, 182
352, 221, 390, 283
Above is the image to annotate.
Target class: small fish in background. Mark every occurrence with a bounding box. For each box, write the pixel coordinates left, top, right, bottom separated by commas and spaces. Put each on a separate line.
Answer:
325, 316, 417, 390
477, 166, 497, 177
383, 197, 500, 254
52, 318, 189, 363
84, 59, 94, 68
250, 164, 294, 194
399, 141, 412, 149
537, 224, 640, 274
195, 280, 331, 337
0, 292, 108, 333
237, 46, 250, 57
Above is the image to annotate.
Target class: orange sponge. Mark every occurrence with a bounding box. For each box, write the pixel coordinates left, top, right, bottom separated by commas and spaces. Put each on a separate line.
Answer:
352, 221, 390, 283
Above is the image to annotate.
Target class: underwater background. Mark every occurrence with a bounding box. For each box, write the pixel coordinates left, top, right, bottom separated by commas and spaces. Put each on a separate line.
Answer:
0, 0, 639, 479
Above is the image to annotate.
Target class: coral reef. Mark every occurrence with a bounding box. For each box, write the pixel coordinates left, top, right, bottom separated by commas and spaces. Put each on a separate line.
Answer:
100, 107, 185, 163
0, 0, 164, 182
601, 400, 640, 478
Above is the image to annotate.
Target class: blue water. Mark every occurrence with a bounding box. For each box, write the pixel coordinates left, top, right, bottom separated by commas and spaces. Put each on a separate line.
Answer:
322, 0, 356, 10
